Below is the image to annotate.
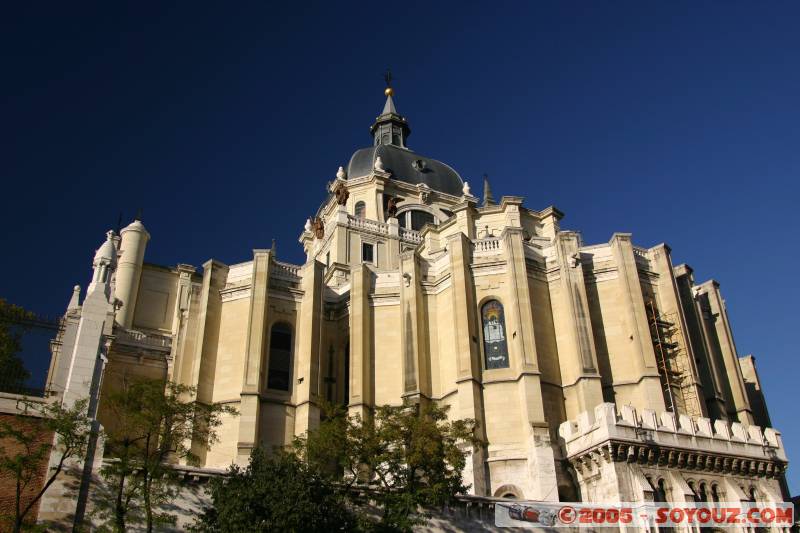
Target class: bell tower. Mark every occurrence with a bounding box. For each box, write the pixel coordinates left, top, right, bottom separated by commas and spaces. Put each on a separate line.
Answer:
370, 72, 411, 148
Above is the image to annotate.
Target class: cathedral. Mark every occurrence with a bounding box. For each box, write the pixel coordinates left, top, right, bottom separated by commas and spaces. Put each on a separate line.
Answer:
39, 85, 788, 526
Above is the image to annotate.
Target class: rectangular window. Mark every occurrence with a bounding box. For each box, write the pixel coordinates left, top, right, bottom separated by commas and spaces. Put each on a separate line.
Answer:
362, 242, 374, 264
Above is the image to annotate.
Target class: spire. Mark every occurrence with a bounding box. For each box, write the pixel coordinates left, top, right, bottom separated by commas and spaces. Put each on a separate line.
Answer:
370, 70, 411, 148
382, 93, 397, 115
67, 285, 81, 311
482, 174, 496, 207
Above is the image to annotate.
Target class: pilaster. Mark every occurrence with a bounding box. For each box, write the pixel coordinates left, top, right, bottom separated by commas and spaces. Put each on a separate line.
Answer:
191, 260, 229, 403
609, 233, 665, 412
348, 263, 373, 420
649, 245, 706, 417
674, 265, 728, 419
399, 251, 431, 401
167, 264, 196, 381
447, 232, 489, 495
293, 259, 325, 436
236, 250, 271, 463
696, 281, 753, 425
552, 231, 603, 419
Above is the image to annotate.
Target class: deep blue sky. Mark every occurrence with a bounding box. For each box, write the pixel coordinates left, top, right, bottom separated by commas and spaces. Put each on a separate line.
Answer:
2, 2, 798, 492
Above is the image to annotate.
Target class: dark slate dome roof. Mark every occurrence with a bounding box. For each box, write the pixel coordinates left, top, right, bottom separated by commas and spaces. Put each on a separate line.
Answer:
346, 144, 464, 197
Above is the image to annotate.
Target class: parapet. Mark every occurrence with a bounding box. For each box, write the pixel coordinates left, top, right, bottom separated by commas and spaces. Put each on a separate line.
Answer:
558, 403, 787, 477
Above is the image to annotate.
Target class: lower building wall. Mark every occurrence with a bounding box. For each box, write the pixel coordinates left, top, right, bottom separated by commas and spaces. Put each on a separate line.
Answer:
0, 410, 54, 530
40, 466, 562, 533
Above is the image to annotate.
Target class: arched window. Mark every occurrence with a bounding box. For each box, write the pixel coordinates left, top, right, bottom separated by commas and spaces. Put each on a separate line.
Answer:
399, 209, 435, 230
656, 478, 670, 502
481, 300, 509, 369
267, 322, 293, 391
698, 482, 709, 502
354, 201, 366, 219
711, 483, 722, 504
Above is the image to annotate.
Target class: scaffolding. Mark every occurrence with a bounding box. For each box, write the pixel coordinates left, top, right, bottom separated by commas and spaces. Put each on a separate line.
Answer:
645, 300, 701, 418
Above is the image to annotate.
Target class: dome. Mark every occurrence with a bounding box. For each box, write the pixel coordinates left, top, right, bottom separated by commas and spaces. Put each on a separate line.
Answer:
121, 219, 147, 234
346, 144, 464, 197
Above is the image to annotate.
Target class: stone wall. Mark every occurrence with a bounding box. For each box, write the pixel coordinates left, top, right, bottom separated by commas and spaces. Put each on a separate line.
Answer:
558, 402, 787, 507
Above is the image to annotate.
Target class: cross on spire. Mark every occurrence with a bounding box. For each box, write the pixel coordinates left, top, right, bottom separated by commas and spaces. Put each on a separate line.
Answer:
384, 69, 393, 91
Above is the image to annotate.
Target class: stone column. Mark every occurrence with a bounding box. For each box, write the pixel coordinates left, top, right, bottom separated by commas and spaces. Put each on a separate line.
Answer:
386, 217, 401, 270
236, 250, 271, 463
447, 232, 489, 496
551, 231, 604, 420
674, 264, 728, 419
167, 264, 196, 381
294, 260, 324, 436
609, 233, 665, 412
333, 205, 349, 265
649, 245, 706, 417
190, 260, 229, 401
503, 226, 558, 502
348, 263, 373, 420
695, 280, 753, 424
399, 250, 431, 402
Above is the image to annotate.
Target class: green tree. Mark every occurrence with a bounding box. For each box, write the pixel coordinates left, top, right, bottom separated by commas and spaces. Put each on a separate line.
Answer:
0, 398, 92, 533
296, 401, 480, 532
0, 299, 35, 393
192, 449, 359, 533
95, 378, 237, 533
194, 401, 479, 532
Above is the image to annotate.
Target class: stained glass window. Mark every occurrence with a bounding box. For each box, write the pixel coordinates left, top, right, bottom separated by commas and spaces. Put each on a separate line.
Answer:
481, 300, 509, 369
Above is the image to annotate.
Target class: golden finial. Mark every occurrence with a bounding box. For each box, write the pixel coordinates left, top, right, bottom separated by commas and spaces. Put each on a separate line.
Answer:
385, 86, 394, 97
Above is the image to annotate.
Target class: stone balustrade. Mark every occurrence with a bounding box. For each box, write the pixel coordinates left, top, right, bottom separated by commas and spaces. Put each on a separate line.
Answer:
114, 327, 173, 352
271, 260, 302, 281
400, 227, 423, 244
473, 237, 503, 255
347, 214, 389, 236
558, 403, 787, 477
345, 214, 423, 245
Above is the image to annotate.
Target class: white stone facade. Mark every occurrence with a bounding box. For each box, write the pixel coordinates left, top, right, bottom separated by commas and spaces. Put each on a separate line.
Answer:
559, 403, 786, 509
36, 89, 790, 530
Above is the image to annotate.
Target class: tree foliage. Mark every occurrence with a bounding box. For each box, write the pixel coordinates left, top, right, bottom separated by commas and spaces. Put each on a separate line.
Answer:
94, 378, 237, 533
0, 299, 35, 393
299, 401, 479, 531
199, 400, 480, 532
0, 398, 92, 533
192, 449, 359, 533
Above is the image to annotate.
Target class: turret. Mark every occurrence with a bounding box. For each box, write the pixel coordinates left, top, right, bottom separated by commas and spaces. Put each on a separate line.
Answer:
370, 76, 411, 148
115, 218, 150, 328
89, 230, 118, 298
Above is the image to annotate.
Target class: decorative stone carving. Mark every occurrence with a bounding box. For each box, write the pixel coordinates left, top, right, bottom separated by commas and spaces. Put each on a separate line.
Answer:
333, 182, 349, 206
374, 156, 385, 172
463, 181, 471, 196
304, 218, 312, 233
417, 182, 430, 204
312, 217, 325, 239
386, 196, 403, 218
336, 166, 346, 180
